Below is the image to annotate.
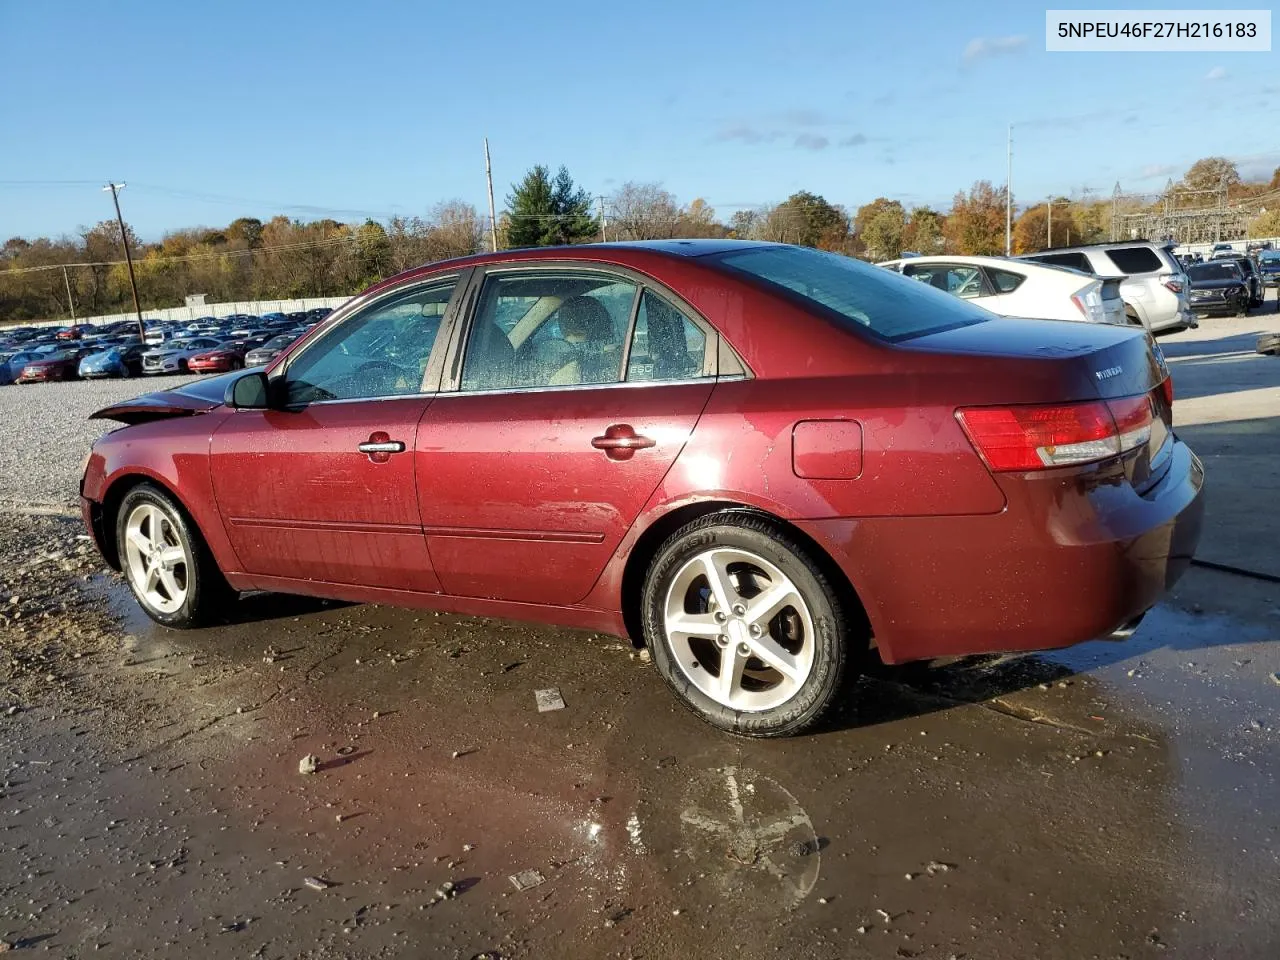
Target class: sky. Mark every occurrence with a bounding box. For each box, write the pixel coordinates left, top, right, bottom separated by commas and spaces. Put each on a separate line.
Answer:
1, 0, 1276, 241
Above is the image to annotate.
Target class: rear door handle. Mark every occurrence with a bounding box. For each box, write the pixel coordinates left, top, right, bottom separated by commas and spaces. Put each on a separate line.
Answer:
358, 431, 405, 463
591, 424, 655, 461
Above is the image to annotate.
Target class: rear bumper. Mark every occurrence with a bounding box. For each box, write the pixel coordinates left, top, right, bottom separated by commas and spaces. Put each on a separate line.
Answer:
797, 440, 1205, 664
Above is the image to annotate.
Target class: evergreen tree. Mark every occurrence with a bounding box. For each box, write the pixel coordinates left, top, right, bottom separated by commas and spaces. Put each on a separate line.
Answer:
505, 165, 598, 247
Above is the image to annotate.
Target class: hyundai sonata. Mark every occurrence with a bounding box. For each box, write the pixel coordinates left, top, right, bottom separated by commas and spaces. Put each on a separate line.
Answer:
80, 241, 1204, 736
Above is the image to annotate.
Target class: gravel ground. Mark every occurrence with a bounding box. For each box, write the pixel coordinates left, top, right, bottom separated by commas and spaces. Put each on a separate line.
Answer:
0, 374, 203, 508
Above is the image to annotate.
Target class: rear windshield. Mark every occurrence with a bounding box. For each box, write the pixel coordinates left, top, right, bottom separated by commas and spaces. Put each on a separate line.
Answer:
712, 246, 990, 341
1104, 246, 1165, 274
1187, 262, 1240, 281
1261, 251, 1280, 263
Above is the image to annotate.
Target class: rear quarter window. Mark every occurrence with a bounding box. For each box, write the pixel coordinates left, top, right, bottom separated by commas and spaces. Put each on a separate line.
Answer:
1104, 247, 1164, 274
714, 246, 991, 342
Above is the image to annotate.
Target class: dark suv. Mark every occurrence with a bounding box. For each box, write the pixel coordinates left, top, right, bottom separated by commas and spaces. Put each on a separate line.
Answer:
1229, 256, 1265, 308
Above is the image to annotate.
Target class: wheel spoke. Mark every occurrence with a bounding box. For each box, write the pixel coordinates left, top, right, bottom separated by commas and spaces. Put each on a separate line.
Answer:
697, 550, 736, 612
745, 633, 804, 684
717, 645, 747, 703
667, 610, 722, 638
144, 566, 161, 594
745, 582, 802, 630
157, 545, 185, 568
157, 566, 182, 601
126, 528, 151, 558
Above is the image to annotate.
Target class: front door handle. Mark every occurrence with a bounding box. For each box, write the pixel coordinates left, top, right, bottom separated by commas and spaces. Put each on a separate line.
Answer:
591, 424, 655, 461
358, 431, 405, 463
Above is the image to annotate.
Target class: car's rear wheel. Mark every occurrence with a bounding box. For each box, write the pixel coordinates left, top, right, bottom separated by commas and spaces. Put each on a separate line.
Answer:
115, 483, 233, 628
642, 513, 855, 737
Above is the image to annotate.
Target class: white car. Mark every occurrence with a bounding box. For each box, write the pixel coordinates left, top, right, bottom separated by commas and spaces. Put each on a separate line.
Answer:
877, 255, 1130, 326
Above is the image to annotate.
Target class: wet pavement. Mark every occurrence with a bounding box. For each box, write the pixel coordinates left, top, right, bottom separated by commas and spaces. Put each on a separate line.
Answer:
2, 543, 1278, 959
2, 307, 1279, 958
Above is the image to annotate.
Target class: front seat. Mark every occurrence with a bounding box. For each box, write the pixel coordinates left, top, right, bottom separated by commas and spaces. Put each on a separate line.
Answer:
462, 320, 517, 390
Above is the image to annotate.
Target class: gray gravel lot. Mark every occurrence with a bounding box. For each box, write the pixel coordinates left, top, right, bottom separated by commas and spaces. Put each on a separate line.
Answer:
0, 374, 202, 507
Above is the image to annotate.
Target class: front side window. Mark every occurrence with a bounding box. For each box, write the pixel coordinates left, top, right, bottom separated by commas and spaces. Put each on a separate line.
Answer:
284, 280, 456, 404
626, 291, 708, 382
461, 273, 638, 391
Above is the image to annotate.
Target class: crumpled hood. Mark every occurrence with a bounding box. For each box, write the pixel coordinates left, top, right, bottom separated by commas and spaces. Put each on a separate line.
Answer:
89, 370, 241, 424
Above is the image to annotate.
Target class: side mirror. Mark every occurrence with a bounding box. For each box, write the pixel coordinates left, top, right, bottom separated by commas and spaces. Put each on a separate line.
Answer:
225, 371, 271, 409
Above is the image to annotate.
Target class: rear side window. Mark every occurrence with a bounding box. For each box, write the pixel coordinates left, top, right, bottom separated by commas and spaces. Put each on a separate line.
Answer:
1027, 252, 1093, 273
626, 292, 708, 382
988, 268, 1026, 293
714, 246, 989, 341
1104, 247, 1163, 274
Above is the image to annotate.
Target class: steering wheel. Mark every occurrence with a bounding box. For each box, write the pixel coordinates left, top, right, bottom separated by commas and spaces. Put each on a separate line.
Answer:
353, 359, 409, 391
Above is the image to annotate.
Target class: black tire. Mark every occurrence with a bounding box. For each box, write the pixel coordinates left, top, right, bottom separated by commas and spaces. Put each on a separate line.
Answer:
641, 512, 858, 737
114, 482, 235, 628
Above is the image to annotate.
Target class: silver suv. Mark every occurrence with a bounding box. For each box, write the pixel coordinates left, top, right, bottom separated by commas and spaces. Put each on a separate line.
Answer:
1018, 241, 1195, 334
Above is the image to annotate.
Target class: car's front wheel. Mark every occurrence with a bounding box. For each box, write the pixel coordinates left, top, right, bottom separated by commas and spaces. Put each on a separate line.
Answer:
642, 513, 857, 737
115, 483, 233, 627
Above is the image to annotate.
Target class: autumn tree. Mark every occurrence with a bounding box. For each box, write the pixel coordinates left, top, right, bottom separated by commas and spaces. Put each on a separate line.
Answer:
854, 198, 905, 261
904, 207, 944, 254
1178, 156, 1241, 195
1248, 209, 1280, 238
760, 191, 849, 249
944, 181, 1008, 255
674, 198, 725, 238
506, 165, 598, 247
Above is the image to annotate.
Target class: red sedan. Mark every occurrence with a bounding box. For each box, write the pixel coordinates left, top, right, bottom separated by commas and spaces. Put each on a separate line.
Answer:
79, 241, 1204, 736
187, 345, 246, 374
17, 348, 90, 383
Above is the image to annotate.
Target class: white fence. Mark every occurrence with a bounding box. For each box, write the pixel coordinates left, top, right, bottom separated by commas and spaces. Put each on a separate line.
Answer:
19, 296, 354, 331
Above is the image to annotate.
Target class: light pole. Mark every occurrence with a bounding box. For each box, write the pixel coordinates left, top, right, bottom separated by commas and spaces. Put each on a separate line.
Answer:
483, 139, 498, 253
104, 182, 145, 341
1005, 124, 1013, 256
62, 265, 76, 322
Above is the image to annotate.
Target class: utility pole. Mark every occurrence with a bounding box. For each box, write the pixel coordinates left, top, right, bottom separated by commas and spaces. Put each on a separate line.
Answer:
1005, 124, 1013, 256
62, 265, 76, 322
1046, 198, 1052, 249
483, 138, 498, 252
598, 196, 608, 242
103, 182, 145, 341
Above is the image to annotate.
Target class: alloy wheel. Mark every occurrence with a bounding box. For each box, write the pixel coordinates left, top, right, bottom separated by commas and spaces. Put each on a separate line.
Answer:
663, 547, 816, 711
122, 503, 191, 614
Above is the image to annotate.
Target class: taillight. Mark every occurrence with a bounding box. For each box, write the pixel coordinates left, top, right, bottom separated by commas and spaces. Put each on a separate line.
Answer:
1070, 283, 1106, 323
957, 396, 1154, 471
1163, 276, 1184, 294
1160, 376, 1174, 407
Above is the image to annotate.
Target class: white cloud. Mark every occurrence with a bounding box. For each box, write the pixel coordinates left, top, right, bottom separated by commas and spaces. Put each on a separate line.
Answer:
793, 133, 830, 151
1139, 163, 1178, 179
962, 35, 1028, 63
1204, 66, 1228, 81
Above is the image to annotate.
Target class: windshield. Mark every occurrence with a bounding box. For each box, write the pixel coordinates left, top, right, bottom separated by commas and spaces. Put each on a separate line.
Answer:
1188, 262, 1240, 281
713, 245, 990, 341
1261, 252, 1280, 263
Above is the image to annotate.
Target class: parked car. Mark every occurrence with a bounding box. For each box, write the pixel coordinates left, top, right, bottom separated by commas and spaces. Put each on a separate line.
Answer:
244, 332, 301, 367
1227, 255, 1265, 307
187, 344, 248, 374
1259, 250, 1280, 287
79, 343, 148, 379
55, 324, 94, 341
141, 337, 226, 375
1186, 261, 1252, 317
877, 255, 1128, 325
81, 240, 1203, 737
1019, 241, 1194, 334
16, 347, 93, 383
0, 350, 45, 385
1210, 242, 1235, 256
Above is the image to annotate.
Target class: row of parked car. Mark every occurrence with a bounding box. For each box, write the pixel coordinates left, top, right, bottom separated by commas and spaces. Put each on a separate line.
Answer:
878, 239, 1277, 331
0, 308, 332, 385
879, 239, 1196, 334
1178, 246, 1279, 318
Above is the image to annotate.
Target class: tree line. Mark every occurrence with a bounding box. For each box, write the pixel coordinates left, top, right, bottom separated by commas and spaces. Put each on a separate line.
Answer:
3, 156, 1278, 324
